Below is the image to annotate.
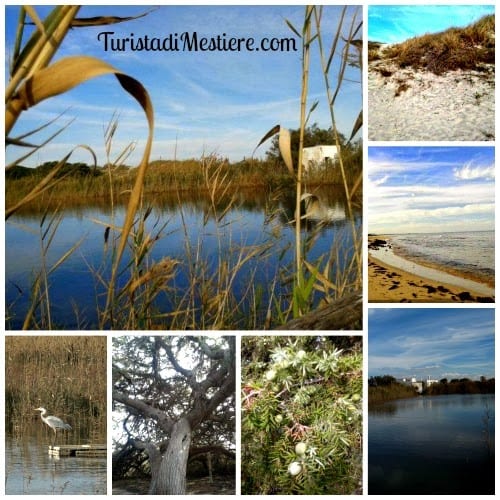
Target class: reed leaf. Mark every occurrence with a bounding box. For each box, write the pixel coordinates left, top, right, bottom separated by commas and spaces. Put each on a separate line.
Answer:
253, 124, 280, 155
6, 118, 75, 170
6, 6, 80, 100
8, 56, 135, 130
10, 7, 26, 74
70, 8, 156, 27
325, 7, 346, 74
122, 257, 178, 297
348, 110, 362, 144
305, 100, 319, 126
278, 127, 295, 177
252, 124, 295, 177
304, 260, 337, 295
285, 19, 301, 39
6, 109, 71, 148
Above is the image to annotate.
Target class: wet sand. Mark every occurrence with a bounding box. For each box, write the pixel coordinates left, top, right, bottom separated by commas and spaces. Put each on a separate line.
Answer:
368, 236, 495, 303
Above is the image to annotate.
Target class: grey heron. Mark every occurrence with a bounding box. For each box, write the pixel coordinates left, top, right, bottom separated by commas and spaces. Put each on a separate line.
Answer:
34, 407, 72, 445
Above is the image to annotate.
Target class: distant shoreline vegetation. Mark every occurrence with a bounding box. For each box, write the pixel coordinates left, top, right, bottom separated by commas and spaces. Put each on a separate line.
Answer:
6, 134, 362, 212
5, 158, 350, 210
368, 375, 495, 407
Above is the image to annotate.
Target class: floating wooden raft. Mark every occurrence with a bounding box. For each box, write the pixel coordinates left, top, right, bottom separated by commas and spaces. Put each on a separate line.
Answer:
48, 444, 106, 457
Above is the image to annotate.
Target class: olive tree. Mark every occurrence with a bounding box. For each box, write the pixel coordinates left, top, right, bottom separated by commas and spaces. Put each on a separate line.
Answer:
113, 336, 235, 494
242, 336, 362, 494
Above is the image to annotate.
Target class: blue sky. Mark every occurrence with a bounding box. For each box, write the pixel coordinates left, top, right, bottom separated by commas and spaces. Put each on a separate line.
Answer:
5, 5, 362, 168
368, 4, 495, 44
367, 146, 495, 234
369, 308, 495, 380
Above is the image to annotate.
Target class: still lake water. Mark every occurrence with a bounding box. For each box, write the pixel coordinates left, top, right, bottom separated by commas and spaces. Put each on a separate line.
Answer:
5, 432, 106, 495
6, 190, 360, 329
369, 394, 495, 494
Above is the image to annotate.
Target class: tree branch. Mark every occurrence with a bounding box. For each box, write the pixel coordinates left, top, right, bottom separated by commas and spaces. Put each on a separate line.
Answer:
113, 389, 173, 434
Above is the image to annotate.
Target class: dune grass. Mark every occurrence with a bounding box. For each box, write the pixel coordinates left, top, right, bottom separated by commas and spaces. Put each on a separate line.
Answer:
370, 14, 495, 75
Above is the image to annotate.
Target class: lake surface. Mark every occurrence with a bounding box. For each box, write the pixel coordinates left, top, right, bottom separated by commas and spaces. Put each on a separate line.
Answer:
5, 190, 360, 329
369, 394, 495, 494
5, 432, 106, 495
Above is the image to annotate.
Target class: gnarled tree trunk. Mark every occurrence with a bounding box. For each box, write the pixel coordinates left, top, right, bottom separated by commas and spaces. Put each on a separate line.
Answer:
149, 418, 192, 495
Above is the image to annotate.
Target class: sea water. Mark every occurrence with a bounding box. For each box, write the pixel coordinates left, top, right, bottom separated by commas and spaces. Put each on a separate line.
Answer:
389, 231, 494, 284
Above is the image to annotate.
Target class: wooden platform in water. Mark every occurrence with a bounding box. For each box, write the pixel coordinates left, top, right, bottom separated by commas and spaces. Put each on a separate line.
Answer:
48, 444, 106, 457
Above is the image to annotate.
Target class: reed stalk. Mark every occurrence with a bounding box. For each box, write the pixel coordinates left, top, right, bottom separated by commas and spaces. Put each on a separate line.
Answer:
294, 6, 314, 309
313, 6, 363, 285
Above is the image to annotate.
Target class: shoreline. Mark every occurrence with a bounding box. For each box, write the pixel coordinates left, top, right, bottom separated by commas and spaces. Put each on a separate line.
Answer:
368, 236, 495, 303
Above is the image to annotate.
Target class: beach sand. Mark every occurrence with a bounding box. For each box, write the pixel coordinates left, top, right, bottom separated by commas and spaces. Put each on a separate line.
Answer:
368, 236, 495, 303
368, 56, 495, 141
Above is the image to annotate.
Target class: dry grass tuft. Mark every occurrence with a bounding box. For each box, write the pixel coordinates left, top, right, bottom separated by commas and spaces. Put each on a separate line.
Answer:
370, 14, 495, 75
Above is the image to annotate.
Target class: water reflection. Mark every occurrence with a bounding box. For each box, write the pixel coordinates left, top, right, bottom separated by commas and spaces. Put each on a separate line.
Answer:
6, 186, 361, 329
369, 394, 495, 494
6, 432, 106, 495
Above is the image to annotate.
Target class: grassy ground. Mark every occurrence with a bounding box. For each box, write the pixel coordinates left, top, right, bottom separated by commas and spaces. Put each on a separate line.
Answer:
369, 14, 494, 75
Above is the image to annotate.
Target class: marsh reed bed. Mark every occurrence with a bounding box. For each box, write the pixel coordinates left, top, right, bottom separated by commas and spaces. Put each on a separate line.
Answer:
5, 336, 106, 440
5, 145, 361, 212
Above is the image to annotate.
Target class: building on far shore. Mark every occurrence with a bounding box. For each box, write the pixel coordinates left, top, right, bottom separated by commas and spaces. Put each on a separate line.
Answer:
400, 376, 439, 394
302, 145, 338, 173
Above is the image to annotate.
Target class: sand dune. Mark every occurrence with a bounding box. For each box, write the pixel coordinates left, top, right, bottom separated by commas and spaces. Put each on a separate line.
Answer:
368, 57, 494, 141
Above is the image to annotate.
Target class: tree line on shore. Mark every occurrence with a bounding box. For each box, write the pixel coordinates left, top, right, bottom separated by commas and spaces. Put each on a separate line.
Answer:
369, 374, 494, 406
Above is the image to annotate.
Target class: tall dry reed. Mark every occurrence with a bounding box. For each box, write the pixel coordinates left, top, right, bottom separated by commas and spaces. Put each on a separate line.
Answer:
5, 336, 106, 438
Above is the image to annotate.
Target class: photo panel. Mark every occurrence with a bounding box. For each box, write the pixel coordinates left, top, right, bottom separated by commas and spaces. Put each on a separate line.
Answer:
368, 4, 494, 141
367, 308, 494, 495
241, 335, 363, 495
367, 145, 494, 304
5, 335, 107, 495
112, 335, 236, 495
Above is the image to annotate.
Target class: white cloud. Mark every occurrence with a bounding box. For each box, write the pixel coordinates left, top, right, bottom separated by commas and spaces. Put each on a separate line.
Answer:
454, 161, 495, 180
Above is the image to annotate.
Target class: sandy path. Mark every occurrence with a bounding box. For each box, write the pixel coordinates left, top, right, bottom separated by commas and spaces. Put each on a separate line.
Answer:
368, 62, 495, 141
